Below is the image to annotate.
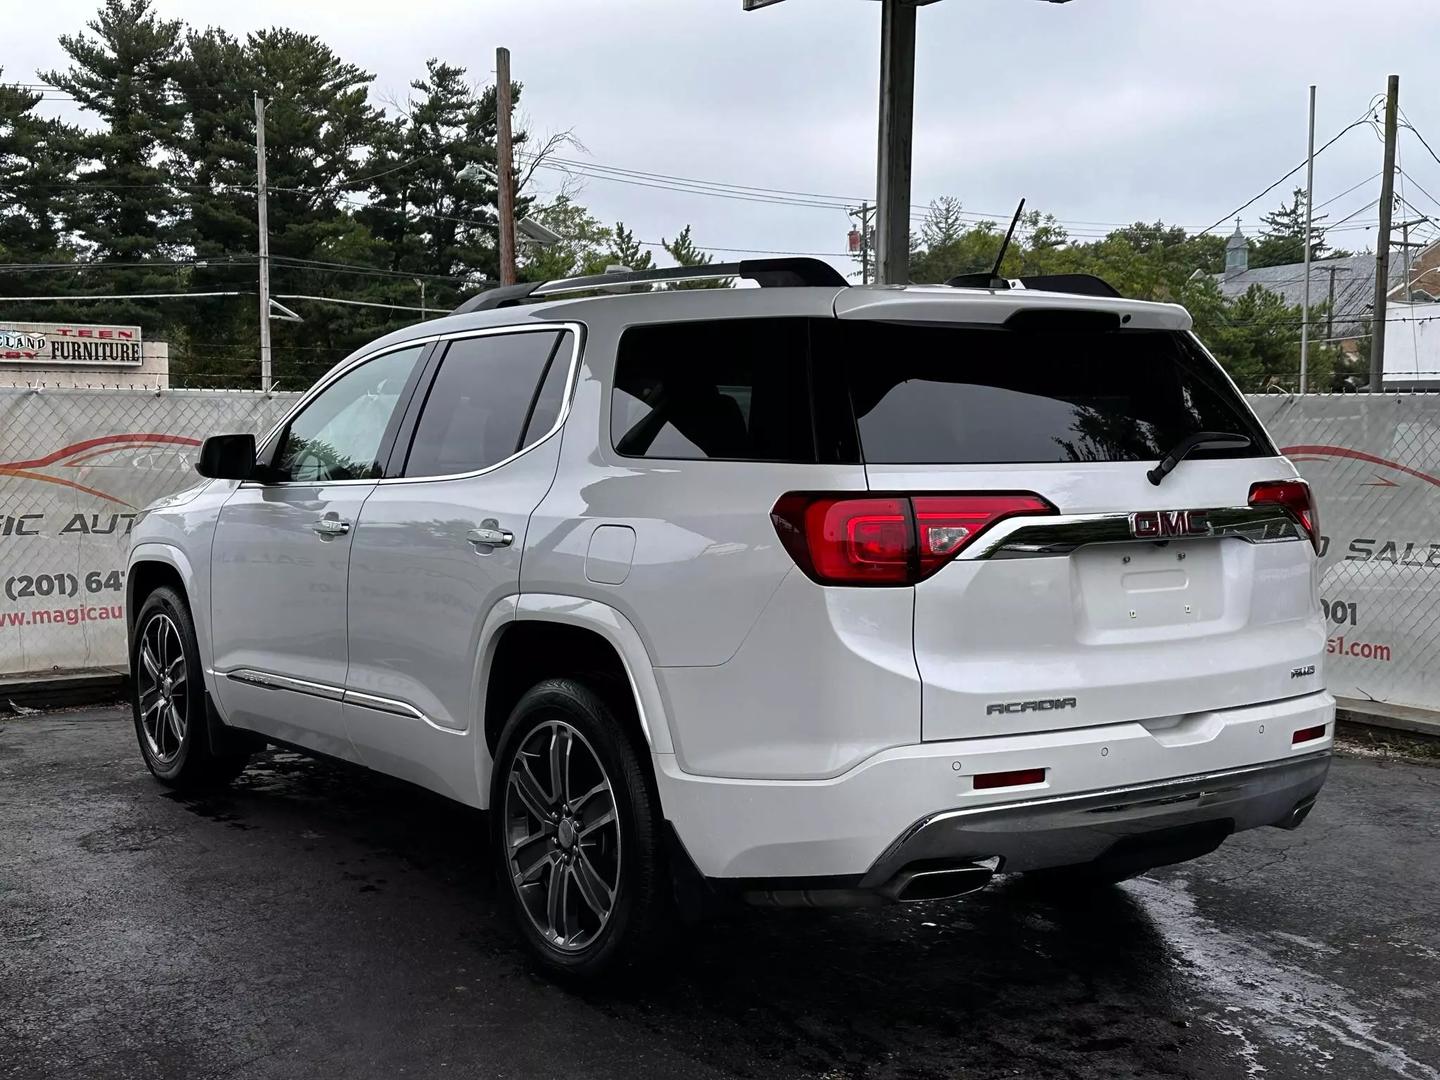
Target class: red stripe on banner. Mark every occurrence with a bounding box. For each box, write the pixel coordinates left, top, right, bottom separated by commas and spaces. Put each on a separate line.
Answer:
1280, 445, 1440, 490
0, 433, 200, 472
0, 468, 134, 507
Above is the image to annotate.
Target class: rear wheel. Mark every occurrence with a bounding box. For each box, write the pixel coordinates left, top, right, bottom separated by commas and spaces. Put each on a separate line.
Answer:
492, 677, 669, 978
131, 587, 249, 789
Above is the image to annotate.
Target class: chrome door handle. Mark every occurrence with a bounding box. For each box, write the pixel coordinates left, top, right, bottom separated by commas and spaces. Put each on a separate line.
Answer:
312, 517, 351, 538
468, 521, 514, 551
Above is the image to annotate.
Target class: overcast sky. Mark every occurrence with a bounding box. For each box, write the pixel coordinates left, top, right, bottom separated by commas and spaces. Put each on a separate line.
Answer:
10, 0, 1440, 274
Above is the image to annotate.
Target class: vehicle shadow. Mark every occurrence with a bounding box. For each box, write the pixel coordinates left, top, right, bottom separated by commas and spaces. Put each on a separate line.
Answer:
165, 746, 1210, 1080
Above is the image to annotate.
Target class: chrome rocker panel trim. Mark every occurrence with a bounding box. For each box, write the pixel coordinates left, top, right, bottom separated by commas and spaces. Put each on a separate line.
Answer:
219, 669, 463, 735
860, 750, 1332, 886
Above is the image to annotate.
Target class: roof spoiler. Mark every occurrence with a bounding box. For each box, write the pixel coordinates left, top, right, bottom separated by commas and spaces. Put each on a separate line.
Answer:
452, 257, 848, 314
943, 272, 1121, 298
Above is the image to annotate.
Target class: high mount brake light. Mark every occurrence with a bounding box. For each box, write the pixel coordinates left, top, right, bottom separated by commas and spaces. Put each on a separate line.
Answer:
771, 493, 1055, 586
1248, 479, 1321, 554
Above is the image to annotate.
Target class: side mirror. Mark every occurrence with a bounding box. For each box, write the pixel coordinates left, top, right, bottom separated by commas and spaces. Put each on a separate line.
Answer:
196, 433, 257, 480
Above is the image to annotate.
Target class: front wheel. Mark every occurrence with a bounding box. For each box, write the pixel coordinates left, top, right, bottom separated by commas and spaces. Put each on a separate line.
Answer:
131, 586, 249, 789
491, 678, 669, 978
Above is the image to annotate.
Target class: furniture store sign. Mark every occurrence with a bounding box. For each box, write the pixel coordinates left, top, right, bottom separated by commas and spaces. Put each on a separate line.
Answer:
0, 322, 143, 365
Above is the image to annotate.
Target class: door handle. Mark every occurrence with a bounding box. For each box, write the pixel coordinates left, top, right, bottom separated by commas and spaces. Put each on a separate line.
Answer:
312, 517, 351, 539
468, 520, 514, 551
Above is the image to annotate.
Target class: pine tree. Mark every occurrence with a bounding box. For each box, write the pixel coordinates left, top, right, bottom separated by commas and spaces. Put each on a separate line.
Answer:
662, 225, 727, 288
607, 222, 652, 272
43, 0, 186, 326
0, 73, 83, 318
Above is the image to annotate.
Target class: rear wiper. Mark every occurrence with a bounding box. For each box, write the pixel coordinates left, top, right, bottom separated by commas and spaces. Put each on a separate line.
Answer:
1147, 431, 1252, 486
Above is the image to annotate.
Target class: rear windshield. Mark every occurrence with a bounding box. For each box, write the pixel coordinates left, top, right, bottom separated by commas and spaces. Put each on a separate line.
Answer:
840, 323, 1271, 465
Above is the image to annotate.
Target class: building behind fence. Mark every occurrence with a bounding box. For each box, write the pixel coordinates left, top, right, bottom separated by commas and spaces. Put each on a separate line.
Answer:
2, 385, 1438, 719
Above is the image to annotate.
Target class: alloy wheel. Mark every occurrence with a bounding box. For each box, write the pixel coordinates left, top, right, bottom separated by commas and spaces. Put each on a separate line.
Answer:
137, 612, 189, 765
504, 720, 621, 952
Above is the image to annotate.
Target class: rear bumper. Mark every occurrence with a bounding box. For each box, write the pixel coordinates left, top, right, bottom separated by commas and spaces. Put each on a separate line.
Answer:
860, 749, 1329, 885
655, 690, 1335, 880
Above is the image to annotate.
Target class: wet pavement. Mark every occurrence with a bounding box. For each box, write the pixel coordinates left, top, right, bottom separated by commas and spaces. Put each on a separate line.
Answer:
1, 706, 1437, 1080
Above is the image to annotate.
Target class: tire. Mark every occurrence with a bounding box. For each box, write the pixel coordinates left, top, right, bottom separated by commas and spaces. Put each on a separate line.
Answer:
491, 677, 670, 978
130, 586, 250, 790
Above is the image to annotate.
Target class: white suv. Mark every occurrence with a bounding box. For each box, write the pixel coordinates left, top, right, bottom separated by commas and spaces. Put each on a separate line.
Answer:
126, 259, 1334, 976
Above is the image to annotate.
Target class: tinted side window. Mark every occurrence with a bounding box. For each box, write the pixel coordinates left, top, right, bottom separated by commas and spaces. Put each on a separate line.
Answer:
521, 331, 575, 446
273, 345, 423, 482
611, 319, 816, 462
404, 331, 562, 477
838, 324, 1271, 464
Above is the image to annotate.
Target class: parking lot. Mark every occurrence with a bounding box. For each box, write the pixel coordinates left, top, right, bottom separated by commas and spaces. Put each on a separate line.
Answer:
2, 705, 1437, 1080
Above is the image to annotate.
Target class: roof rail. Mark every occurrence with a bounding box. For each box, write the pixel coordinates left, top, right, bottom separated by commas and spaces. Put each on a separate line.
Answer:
943, 272, 1121, 299
452, 257, 847, 314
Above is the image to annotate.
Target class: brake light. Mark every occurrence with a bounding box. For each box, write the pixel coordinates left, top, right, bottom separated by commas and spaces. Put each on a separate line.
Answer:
1248, 479, 1320, 554
771, 492, 1054, 586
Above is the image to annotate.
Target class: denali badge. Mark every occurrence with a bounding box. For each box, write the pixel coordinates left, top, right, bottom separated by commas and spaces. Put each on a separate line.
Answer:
1129, 509, 1211, 540
986, 697, 1078, 716
1291, 665, 1316, 679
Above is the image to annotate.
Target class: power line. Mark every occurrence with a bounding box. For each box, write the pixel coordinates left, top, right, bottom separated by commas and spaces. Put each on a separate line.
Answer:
1199, 110, 1379, 235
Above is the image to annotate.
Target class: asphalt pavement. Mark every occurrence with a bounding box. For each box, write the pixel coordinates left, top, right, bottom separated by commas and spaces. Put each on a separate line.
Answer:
1, 705, 1437, 1080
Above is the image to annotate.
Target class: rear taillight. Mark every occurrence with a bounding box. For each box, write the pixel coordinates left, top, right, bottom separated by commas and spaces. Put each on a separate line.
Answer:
1293, 723, 1328, 745
771, 492, 1054, 586
1249, 479, 1320, 554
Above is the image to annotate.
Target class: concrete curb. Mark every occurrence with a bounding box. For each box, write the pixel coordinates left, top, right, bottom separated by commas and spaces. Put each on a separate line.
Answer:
1335, 697, 1440, 740
1, 669, 128, 712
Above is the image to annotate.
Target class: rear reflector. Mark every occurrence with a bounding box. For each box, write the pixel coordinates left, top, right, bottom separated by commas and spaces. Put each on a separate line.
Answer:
1249, 479, 1321, 554
973, 767, 1047, 790
1292, 723, 1328, 745
771, 492, 1055, 586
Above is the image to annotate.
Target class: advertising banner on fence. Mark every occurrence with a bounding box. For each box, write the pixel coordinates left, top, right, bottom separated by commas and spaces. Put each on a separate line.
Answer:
1250, 393, 1440, 712
0, 387, 298, 676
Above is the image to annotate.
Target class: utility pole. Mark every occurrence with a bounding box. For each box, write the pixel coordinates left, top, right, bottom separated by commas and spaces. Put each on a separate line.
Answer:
1300, 85, 1316, 394
875, 0, 916, 285
254, 93, 272, 391
1371, 74, 1399, 391
495, 47, 517, 288
1326, 266, 1337, 341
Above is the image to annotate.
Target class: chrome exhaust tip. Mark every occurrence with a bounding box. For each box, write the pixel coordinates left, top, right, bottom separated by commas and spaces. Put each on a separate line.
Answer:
881, 858, 999, 903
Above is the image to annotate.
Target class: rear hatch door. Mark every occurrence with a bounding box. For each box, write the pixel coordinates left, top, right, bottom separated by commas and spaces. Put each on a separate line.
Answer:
832, 288, 1324, 741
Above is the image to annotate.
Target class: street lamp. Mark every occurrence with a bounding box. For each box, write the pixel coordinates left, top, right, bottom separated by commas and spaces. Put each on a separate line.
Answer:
744, 0, 1075, 284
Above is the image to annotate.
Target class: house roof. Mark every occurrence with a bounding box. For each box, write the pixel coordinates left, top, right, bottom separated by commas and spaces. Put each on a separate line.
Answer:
1214, 255, 1401, 339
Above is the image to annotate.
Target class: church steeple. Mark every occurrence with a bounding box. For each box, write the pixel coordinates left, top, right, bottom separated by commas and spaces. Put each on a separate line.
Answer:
1225, 220, 1249, 280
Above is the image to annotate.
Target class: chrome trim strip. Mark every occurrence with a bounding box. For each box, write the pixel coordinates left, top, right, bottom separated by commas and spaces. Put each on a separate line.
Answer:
961, 505, 1301, 560
224, 668, 345, 702
220, 669, 464, 735
342, 689, 466, 735
244, 321, 584, 489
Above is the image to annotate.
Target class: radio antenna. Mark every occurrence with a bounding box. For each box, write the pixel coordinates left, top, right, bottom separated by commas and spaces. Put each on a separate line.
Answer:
988, 198, 1026, 288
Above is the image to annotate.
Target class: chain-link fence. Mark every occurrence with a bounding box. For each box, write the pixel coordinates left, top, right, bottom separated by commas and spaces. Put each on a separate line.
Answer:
4, 384, 1439, 716
1249, 392, 1440, 712
0, 386, 300, 675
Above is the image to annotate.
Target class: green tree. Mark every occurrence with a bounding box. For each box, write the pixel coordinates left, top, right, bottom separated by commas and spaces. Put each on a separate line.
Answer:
1251, 187, 1329, 269
0, 72, 83, 316
42, 0, 187, 327
607, 221, 652, 272
661, 224, 727, 288
520, 195, 612, 281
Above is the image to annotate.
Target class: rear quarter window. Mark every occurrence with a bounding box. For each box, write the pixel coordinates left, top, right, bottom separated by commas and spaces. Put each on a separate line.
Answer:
611, 318, 818, 462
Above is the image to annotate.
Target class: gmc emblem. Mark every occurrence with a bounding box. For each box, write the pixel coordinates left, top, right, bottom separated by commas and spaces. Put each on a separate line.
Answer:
1129, 510, 1211, 540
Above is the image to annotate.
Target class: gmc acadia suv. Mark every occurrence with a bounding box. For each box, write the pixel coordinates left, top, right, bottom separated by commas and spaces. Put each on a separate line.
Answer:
126, 259, 1334, 976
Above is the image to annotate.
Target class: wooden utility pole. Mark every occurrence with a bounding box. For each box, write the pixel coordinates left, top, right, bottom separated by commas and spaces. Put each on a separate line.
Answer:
875, 0, 916, 285
1371, 74, 1399, 390
495, 47, 517, 287
254, 93, 272, 390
